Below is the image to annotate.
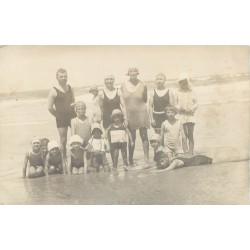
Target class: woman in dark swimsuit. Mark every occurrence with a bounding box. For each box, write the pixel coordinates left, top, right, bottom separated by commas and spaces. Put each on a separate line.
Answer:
99, 75, 127, 130
149, 73, 175, 134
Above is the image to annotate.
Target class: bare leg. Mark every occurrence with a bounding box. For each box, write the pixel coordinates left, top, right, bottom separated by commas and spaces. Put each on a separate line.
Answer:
112, 149, 119, 170
187, 123, 195, 156
36, 166, 45, 177
121, 144, 128, 171
92, 156, 100, 173
139, 127, 149, 166
128, 129, 136, 165
28, 166, 36, 178
57, 127, 68, 158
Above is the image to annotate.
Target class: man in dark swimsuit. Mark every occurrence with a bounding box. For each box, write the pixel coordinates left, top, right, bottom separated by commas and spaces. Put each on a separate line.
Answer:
47, 68, 76, 158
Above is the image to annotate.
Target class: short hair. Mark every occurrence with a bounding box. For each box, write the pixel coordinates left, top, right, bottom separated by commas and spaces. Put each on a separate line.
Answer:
75, 101, 86, 108
56, 68, 67, 77
165, 105, 178, 114
155, 72, 166, 81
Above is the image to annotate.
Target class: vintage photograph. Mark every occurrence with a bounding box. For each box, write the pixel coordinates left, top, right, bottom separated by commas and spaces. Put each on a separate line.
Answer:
0, 45, 249, 204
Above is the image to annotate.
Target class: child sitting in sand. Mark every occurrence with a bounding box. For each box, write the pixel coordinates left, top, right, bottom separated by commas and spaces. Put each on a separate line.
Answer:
86, 123, 111, 173
175, 77, 198, 156
149, 133, 167, 162
45, 140, 65, 175
68, 135, 86, 174
160, 105, 188, 160
23, 137, 45, 178
106, 109, 134, 171
154, 150, 213, 170
71, 101, 92, 169
89, 85, 102, 123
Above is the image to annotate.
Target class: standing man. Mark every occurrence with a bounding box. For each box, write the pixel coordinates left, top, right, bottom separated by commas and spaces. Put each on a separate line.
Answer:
47, 68, 76, 159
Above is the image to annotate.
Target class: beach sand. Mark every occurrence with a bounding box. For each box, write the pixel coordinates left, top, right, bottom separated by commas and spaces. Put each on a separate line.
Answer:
0, 80, 249, 204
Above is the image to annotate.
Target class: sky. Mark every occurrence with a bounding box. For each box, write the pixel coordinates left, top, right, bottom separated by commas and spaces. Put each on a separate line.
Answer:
0, 45, 249, 93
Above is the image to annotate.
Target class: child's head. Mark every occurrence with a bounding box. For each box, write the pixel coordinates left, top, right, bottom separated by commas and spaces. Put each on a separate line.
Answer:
110, 109, 124, 124
48, 140, 60, 156
154, 151, 170, 169
41, 138, 49, 153
89, 85, 99, 96
68, 135, 83, 150
179, 77, 191, 91
91, 123, 103, 139
104, 75, 115, 89
30, 137, 41, 151
165, 105, 177, 119
155, 73, 166, 89
75, 101, 86, 117
150, 134, 161, 149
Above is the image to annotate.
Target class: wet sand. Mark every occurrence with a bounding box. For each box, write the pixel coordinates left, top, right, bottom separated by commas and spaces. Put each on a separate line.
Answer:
0, 81, 249, 204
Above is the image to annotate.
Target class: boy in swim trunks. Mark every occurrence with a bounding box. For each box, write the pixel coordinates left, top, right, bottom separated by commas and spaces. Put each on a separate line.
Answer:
44, 140, 65, 175
23, 137, 45, 178
86, 123, 110, 173
160, 105, 188, 160
68, 135, 86, 174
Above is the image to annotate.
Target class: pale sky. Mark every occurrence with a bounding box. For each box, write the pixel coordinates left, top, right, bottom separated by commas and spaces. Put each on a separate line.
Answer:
0, 46, 249, 93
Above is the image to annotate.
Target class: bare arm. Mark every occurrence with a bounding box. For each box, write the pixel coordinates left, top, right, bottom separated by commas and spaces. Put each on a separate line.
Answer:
71, 118, 76, 135
47, 88, 57, 117
118, 89, 127, 120
126, 127, 134, 146
44, 154, 50, 176
67, 151, 72, 174
23, 152, 29, 178
99, 91, 104, 113
71, 87, 75, 104
160, 123, 165, 147
143, 85, 148, 103
166, 159, 184, 171
148, 94, 155, 125
169, 89, 175, 106
191, 92, 198, 112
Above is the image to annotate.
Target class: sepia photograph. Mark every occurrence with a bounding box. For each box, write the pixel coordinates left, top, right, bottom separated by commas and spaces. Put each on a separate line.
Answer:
0, 45, 249, 205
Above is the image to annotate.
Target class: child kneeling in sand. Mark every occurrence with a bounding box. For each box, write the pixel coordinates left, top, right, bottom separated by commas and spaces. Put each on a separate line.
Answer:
154, 151, 213, 170
160, 105, 188, 160
23, 137, 45, 178
68, 135, 86, 174
45, 140, 66, 175
106, 109, 134, 171
86, 123, 111, 173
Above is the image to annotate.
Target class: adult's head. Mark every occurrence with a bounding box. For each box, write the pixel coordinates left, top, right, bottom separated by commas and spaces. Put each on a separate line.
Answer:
104, 75, 115, 90
178, 74, 191, 91
127, 67, 139, 81
56, 68, 67, 85
155, 72, 166, 89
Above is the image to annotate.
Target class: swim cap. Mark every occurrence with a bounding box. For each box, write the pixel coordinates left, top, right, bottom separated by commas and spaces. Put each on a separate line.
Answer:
75, 101, 86, 109
104, 75, 115, 81
48, 140, 60, 151
110, 109, 124, 118
155, 72, 166, 80
31, 136, 41, 145
91, 123, 103, 134
127, 68, 139, 75
89, 85, 99, 93
68, 135, 84, 146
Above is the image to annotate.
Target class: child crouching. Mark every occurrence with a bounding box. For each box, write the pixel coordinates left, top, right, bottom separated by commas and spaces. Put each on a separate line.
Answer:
68, 135, 86, 174
45, 140, 65, 175
23, 137, 45, 178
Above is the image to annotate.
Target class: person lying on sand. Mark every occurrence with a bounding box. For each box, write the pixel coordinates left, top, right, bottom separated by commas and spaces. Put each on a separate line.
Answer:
44, 140, 66, 175
154, 151, 213, 171
23, 137, 45, 178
